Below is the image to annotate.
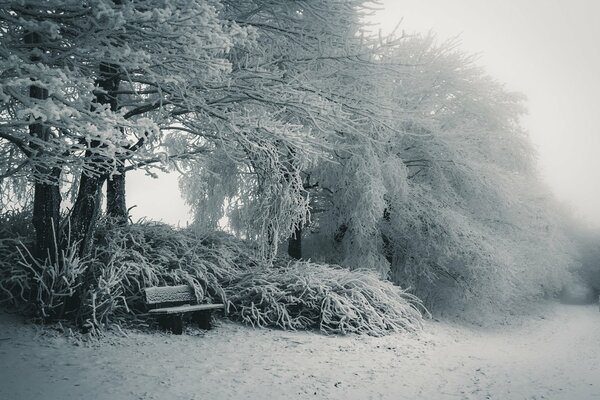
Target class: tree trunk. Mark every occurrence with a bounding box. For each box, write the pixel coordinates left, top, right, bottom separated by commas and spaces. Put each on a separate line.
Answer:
334, 223, 348, 243
287, 224, 302, 259
106, 166, 128, 224
381, 207, 393, 265
104, 0, 128, 225
31, 167, 61, 262
26, 30, 63, 263
69, 174, 105, 256
69, 62, 120, 257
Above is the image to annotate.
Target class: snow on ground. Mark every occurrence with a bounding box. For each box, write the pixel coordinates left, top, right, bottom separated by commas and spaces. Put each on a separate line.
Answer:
0, 302, 598, 400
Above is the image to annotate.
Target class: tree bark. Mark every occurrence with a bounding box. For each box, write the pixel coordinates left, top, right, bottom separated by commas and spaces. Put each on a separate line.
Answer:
287, 224, 302, 259
106, 165, 128, 224
69, 173, 105, 256
31, 166, 61, 262
69, 62, 120, 257
381, 207, 393, 265
26, 30, 62, 263
101, 59, 128, 224
103, 0, 128, 223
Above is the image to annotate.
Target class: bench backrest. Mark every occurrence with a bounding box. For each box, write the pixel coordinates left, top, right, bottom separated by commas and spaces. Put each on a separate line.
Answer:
144, 285, 198, 305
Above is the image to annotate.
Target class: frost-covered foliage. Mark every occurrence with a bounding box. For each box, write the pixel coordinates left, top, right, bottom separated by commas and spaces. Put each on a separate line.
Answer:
0, 216, 423, 335
0, 0, 261, 258
562, 220, 600, 296
0, 215, 245, 330
1, 240, 88, 320
178, 0, 399, 257
227, 260, 425, 336
77, 220, 248, 331
2, 0, 384, 259
0, 0, 253, 182
303, 35, 576, 313
0, 1, 581, 324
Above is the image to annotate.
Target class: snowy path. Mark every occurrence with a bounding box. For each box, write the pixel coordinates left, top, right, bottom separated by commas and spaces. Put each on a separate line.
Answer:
0, 303, 598, 400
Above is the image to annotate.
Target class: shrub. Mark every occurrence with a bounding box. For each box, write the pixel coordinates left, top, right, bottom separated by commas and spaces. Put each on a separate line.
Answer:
0, 217, 248, 331
0, 216, 424, 336
0, 210, 35, 313
226, 260, 425, 336
79, 219, 251, 331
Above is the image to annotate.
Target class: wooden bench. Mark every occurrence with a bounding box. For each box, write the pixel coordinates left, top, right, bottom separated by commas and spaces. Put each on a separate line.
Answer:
144, 285, 225, 334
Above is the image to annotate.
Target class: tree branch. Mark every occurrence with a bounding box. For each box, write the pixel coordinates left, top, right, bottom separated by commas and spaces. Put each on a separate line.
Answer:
123, 148, 210, 172
0, 131, 31, 156
0, 160, 29, 179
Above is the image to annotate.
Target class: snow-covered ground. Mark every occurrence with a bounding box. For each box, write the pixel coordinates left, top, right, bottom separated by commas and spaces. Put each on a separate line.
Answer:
1, 302, 598, 400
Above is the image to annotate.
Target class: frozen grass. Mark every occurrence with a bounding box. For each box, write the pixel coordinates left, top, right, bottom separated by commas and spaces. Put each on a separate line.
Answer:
79, 219, 255, 332
0, 214, 425, 336
227, 260, 426, 336
0, 210, 35, 314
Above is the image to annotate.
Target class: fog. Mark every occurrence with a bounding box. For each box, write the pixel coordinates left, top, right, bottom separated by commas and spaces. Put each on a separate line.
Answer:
373, 0, 600, 227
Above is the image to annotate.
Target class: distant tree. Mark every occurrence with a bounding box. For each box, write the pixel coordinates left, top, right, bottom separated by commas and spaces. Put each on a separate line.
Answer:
303, 35, 575, 310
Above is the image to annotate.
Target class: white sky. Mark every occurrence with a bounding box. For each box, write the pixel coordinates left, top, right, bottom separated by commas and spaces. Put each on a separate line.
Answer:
126, 169, 191, 226
128, 1, 600, 227
371, 0, 600, 226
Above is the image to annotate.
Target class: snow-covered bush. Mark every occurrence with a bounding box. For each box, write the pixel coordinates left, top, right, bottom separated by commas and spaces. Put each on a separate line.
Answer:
78, 220, 249, 331
0, 210, 88, 320
0, 210, 35, 311
0, 217, 246, 329
226, 260, 425, 336
0, 217, 424, 335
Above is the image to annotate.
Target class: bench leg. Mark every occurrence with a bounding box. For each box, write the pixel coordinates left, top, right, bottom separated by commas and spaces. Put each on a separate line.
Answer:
171, 314, 184, 335
157, 315, 184, 334
158, 315, 170, 331
192, 311, 213, 330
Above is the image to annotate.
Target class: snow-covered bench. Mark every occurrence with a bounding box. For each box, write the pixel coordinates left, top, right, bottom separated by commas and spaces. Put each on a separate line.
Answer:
144, 285, 225, 334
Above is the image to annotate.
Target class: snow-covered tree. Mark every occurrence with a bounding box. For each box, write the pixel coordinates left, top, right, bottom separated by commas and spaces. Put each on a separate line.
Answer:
1, 1, 576, 314
303, 35, 575, 311
0, 0, 254, 257
178, 0, 399, 257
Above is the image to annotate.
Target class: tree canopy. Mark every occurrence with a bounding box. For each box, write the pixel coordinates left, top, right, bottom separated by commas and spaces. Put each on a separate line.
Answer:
0, 0, 580, 314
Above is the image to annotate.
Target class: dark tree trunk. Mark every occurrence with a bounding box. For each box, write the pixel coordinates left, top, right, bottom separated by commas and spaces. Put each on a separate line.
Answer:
381, 207, 393, 264
26, 30, 63, 263
69, 62, 120, 257
287, 224, 302, 259
31, 167, 62, 262
69, 173, 105, 256
99, 56, 128, 224
334, 223, 348, 243
106, 166, 128, 224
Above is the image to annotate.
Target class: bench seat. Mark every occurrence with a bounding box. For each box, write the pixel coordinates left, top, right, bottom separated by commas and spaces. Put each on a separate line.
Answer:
143, 285, 226, 334
149, 303, 225, 315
